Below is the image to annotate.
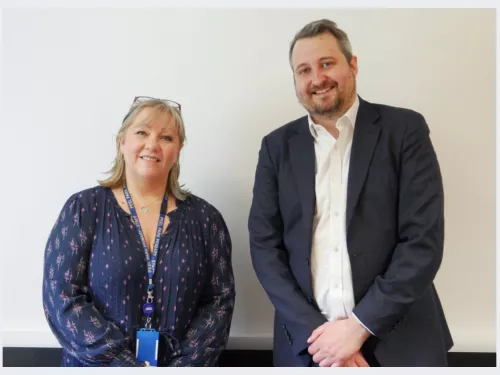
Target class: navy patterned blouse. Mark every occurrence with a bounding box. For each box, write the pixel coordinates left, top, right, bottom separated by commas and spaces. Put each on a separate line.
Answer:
42, 186, 235, 367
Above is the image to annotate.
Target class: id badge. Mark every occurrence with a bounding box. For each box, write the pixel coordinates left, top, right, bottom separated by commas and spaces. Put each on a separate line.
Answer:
136, 328, 160, 366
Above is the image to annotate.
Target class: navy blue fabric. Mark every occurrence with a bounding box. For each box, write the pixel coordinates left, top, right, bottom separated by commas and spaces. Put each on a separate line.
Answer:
248, 97, 453, 366
43, 186, 235, 366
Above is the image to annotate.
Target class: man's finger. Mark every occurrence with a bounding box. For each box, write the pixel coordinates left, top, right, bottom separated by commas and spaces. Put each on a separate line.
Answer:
343, 358, 358, 367
331, 360, 346, 368
331, 350, 349, 368
312, 350, 327, 364
307, 324, 325, 343
354, 353, 370, 367
319, 357, 335, 367
307, 342, 320, 356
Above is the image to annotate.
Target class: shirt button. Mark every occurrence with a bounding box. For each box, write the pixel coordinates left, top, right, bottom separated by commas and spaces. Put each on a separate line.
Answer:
334, 212, 339, 217
333, 284, 339, 289
334, 247, 339, 253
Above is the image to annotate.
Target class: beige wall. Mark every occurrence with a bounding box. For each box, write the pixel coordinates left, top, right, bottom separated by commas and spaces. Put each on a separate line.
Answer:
2, 8, 496, 352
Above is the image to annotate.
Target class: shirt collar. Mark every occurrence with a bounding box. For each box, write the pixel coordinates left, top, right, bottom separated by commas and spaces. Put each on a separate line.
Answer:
308, 95, 360, 139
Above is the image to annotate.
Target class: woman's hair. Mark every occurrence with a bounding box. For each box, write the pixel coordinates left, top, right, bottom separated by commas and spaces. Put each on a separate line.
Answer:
98, 98, 189, 200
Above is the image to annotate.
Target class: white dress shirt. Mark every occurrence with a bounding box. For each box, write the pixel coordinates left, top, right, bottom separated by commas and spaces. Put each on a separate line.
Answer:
309, 96, 373, 334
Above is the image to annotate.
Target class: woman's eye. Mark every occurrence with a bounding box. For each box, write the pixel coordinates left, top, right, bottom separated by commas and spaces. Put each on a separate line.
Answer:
136, 130, 146, 136
162, 136, 173, 141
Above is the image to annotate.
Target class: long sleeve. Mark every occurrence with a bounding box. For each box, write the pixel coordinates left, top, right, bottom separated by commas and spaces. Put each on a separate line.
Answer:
42, 191, 144, 367
352, 115, 445, 338
168, 209, 235, 366
248, 136, 327, 358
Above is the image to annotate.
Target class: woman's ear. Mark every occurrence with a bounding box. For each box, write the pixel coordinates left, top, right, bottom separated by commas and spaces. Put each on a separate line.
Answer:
119, 136, 125, 153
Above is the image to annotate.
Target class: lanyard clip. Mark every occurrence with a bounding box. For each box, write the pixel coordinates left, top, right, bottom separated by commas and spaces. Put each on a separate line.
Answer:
147, 290, 154, 304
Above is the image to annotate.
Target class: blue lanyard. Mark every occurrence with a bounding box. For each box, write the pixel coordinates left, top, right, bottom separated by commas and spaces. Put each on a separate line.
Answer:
123, 185, 168, 295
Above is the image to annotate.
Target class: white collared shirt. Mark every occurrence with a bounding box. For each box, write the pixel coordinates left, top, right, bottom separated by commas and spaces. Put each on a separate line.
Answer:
309, 96, 372, 334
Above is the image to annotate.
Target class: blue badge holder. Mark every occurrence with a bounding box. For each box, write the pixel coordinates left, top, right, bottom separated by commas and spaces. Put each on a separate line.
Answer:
136, 328, 160, 366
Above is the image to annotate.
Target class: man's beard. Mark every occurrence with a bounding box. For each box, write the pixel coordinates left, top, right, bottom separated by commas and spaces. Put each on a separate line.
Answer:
309, 94, 343, 117
299, 76, 355, 119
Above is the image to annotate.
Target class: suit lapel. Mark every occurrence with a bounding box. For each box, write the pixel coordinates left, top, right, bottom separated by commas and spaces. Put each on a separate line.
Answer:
289, 118, 315, 256
287, 101, 381, 251
346, 98, 381, 232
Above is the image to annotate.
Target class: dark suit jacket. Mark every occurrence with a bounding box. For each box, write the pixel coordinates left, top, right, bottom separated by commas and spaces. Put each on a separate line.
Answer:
248, 97, 453, 367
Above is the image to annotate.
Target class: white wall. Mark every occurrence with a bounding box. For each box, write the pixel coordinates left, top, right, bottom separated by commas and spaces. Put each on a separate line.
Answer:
1, 8, 496, 352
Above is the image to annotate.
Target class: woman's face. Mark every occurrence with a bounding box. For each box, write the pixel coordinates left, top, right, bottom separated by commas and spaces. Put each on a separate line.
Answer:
120, 107, 181, 184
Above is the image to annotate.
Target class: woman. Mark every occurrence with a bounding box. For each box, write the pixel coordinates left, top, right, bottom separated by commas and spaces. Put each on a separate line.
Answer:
42, 97, 235, 366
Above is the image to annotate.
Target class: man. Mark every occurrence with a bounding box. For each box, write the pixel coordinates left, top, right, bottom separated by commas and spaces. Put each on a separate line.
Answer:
248, 19, 453, 367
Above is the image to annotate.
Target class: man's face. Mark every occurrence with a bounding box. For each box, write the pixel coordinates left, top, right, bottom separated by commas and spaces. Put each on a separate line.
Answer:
291, 32, 358, 118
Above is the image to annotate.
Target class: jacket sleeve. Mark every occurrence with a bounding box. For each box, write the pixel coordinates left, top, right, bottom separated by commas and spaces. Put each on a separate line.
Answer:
248, 136, 326, 358
352, 114, 445, 338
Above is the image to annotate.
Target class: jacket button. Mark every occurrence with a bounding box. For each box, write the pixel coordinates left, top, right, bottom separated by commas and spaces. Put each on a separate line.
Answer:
307, 297, 313, 304
305, 258, 310, 265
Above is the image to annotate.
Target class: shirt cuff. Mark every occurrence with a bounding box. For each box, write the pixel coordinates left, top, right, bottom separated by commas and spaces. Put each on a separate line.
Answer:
351, 312, 376, 337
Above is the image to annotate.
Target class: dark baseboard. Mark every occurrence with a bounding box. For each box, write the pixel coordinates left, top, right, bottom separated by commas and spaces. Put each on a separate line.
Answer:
2, 347, 496, 367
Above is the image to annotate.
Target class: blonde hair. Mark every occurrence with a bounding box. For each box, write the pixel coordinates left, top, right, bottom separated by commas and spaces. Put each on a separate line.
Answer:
98, 98, 189, 200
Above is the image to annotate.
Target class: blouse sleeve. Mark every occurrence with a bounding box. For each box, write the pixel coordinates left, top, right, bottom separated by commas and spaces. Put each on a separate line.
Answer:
168, 208, 236, 366
42, 191, 144, 367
